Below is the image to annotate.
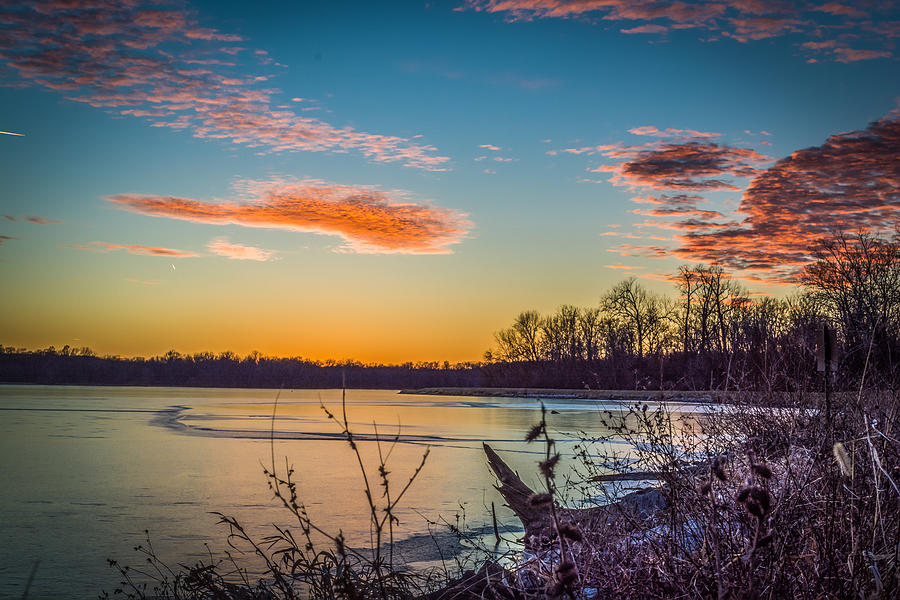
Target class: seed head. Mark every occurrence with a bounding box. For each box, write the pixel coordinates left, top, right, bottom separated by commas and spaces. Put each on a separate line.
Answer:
540, 454, 560, 478
528, 492, 553, 507
556, 560, 578, 586
833, 442, 852, 479
712, 457, 728, 482
558, 521, 583, 542
698, 480, 712, 496
525, 424, 544, 443
737, 486, 771, 518
751, 463, 773, 479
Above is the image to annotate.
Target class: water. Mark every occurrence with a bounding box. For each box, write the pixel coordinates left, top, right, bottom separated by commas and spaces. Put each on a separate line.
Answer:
0, 385, 705, 598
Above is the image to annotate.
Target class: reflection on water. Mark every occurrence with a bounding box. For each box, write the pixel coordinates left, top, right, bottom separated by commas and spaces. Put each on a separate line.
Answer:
0, 386, 707, 599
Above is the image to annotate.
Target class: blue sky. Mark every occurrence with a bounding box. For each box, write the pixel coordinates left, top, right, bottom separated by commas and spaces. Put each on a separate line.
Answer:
1, 0, 898, 361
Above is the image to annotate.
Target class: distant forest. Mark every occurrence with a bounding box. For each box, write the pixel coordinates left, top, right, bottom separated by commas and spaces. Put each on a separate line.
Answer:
0, 348, 485, 389
2, 231, 898, 392
482, 231, 900, 392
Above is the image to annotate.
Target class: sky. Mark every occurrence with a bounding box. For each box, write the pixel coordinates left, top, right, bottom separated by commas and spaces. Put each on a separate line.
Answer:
1, 0, 898, 363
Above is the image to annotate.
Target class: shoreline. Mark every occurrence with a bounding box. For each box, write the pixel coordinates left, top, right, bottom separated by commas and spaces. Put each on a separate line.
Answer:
399, 386, 724, 401
400, 386, 836, 405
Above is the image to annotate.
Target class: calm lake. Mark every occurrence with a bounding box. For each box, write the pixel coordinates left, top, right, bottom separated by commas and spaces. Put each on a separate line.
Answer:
0, 385, 704, 598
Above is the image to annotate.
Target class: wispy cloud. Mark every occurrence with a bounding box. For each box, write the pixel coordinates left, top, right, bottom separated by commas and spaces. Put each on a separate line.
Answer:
68, 241, 199, 257
620, 24, 668, 34
0, 1, 448, 169
628, 126, 721, 140
207, 237, 277, 261
461, 1, 898, 62
25, 215, 63, 225
106, 179, 472, 254
4, 214, 63, 224
0, 130, 24, 136
0, 235, 19, 245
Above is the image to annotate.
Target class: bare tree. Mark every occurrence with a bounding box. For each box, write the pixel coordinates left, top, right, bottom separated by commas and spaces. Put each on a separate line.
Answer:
801, 230, 900, 371
493, 310, 544, 361
578, 307, 603, 362
602, 278, 671, 357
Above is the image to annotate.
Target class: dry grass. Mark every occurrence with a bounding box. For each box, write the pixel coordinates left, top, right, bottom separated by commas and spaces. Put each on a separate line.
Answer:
101, 383, 900, 599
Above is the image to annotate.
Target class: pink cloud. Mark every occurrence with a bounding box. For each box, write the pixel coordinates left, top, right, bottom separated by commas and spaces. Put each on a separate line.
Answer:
207, 237, 277, 261
0, 1, 448, 169
832, 47, 892, 62
479, 143, 502, 151
106, 179, 471, 254
620, 24, 668, 34
815, 2, 868, 19
628, 125, 721, 139
461, 1, 895, 61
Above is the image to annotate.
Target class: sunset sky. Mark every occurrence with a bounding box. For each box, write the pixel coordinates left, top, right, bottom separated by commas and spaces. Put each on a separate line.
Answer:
1, 0, 898, 363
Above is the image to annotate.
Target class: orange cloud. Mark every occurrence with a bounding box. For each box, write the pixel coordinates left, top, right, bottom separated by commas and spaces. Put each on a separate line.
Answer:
107, 180, 471, 254
668, 115, 900, 279
207, 238, 277, 261
0, 1, 448, 169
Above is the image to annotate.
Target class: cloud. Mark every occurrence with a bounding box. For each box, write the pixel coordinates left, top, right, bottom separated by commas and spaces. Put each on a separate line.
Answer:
0, 1, 448, 169
0, 235, 19, 245
832, 47, 892, 62
90, 242, 200, 257
479, 143, 502, 151
461, 1, 897, 61
620, 24, 668, 34
628, 125, 721, 139
595, 140, 770, 191
106, 179, 471, 254
207, 237, 277, 261
25, 215, 63, 225
815, 2, 869, 19
668, 115, 900, 278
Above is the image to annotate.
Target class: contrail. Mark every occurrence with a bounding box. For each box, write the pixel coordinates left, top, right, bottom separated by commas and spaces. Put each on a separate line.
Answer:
0, 130, 24, 136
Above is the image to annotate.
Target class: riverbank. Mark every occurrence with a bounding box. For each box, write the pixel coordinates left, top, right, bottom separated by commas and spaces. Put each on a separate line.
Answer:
400, 386, 832, 405
401, 386, 718, 400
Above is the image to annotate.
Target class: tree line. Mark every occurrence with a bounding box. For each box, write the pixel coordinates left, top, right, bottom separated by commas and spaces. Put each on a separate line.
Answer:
0, 347, 484, 389
482, 231, 900, 392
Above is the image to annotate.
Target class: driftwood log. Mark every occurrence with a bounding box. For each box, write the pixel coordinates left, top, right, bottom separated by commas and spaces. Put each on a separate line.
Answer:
421, 444, 668, 599
483, 443, 667, 545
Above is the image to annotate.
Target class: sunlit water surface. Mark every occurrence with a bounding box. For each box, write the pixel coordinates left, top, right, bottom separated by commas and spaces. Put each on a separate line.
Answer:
0, 385, 707, 598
